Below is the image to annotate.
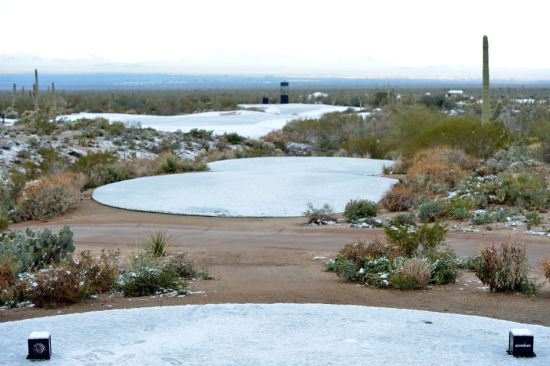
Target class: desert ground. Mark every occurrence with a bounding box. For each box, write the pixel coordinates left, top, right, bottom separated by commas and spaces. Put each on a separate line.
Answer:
2, 194, 549, 326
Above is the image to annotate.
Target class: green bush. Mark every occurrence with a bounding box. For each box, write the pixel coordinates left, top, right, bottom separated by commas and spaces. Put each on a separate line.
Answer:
344, 199, 379, 222
71, 150, 117, 173
392, 213, 417, 226
403, 116, 510, 159
385, 221, 447, 257
160, 155, 180, 173
445, 196, 471, 220
425, 248, 459, 285
118, 254, 189, 297
223, 132, 245, 144
502, 172, 549, 210
85, 163, 128, 188
525, 211, 542, 230
185, 128, 213, 139
418, 200, 446, 222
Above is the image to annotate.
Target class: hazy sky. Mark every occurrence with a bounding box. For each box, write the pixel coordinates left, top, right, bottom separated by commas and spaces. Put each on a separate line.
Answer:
1, 0, 549, 78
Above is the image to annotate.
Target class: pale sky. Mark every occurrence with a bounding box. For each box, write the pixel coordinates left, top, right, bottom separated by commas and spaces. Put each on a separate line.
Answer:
1, 0, 549, 78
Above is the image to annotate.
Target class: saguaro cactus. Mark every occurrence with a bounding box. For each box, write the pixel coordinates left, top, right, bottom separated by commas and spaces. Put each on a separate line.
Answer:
33, 69, 39, 112
482, 35, 490, 125
51, 82, 57, 123
12, 83, 16, 108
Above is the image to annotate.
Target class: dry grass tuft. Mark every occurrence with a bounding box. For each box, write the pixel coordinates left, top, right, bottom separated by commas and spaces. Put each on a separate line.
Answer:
406, 147, 475, 193
380, 183, 417, 211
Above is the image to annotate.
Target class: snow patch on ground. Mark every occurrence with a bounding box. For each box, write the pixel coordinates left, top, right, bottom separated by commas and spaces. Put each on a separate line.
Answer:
59, 104, 359, 138
0, 304, 548, 365
93, 157, 397, 217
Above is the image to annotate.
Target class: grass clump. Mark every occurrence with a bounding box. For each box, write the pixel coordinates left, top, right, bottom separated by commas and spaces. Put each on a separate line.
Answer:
474, 243, 539, 296
344, 199, 379, 222
389, 257, 433, 289
145, 231, 169, 258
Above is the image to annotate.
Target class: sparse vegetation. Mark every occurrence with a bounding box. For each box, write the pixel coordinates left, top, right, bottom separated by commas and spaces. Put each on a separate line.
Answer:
474, 243, 538, 296
304, 202, 337, 225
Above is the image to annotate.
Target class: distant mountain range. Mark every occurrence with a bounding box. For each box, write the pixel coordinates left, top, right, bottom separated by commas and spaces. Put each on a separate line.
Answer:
1, 73, 549, 90
1, 54, 550, 89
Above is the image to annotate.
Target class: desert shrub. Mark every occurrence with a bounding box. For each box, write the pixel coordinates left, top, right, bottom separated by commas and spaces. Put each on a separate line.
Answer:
180, 157, 208, 172
145, 231, 168, 258
160, 155, 180, 173
445, 196, 472, 220
403, 117, 509, 159
15, 172, 85, 221
85, 163, 128, 189
342, 137, 385, 159
339, 240, 370, 268
415, 221, 449, 253
344, 199, 379, 222
392, 213, 417, 226
474, 243, 537, 295
327, 257, 360, 281
71, 150, 117, 173
262, 130, 289, 151
407, 147, 473, 193
456, 255, 482, 270
24, 262, 88, 308
0, 259, 16, 290
118, 254, 188, 297
390, 258, 432, 289
385, 221, 447, 257
525, 211, 542, 230
304, 202, 337, 224
184, 128, 213, 139
418, 200, 446, 222
124, 157, 158, 178
501, 172, 549, 210
0, 226, 74, 272
166, 253, 199, 279
540, 256, 550, 280
73, 250, 120, 294
223, 132, 245, 144
0, 209, 9, 233
425, 248, 459, 285
380, 184, 416, 212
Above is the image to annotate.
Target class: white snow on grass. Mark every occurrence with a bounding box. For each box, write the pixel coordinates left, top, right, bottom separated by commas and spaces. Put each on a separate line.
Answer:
92, 157, 397, 217
58, 103, 358, 138
0, 304, 548, 365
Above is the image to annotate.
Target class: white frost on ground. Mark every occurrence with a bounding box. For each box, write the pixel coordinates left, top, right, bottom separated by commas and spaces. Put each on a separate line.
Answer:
0, 304, 548, 365
92, 157, 397, 217
58, 104, 358, 138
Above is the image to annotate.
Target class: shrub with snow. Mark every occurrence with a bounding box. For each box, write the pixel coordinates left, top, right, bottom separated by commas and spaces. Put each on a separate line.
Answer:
15, 172, 85, 221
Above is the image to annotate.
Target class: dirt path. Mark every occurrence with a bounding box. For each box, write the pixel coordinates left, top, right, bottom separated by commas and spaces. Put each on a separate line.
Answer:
2, 199, 550, 325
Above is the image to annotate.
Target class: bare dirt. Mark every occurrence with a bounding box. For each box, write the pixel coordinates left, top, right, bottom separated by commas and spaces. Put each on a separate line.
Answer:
2, 197, 550, 326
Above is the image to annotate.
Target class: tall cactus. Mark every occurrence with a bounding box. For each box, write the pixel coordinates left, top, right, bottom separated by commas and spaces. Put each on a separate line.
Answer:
11, 83, 16, 108
51, 82, 57, 123
33, 69, 39, 113
482, 35, 490, 125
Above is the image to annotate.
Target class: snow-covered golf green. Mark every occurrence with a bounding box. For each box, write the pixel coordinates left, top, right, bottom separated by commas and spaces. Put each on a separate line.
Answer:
92, 157, 397, 217
1, 304, 547, 365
